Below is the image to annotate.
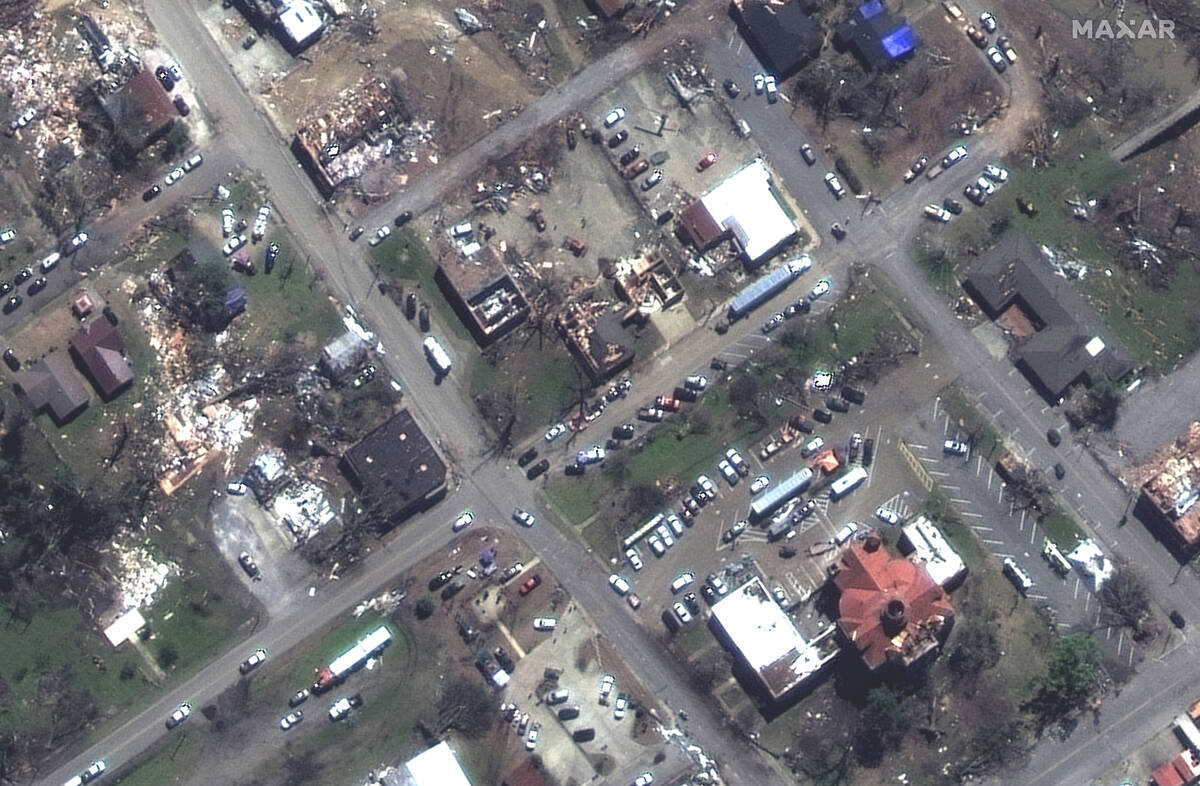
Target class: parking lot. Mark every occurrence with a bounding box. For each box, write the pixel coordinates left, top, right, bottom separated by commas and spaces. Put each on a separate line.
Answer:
899, 396, 1140, 666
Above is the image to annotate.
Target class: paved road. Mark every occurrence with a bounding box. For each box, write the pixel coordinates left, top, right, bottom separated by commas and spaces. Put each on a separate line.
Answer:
38, 2, 1200, 785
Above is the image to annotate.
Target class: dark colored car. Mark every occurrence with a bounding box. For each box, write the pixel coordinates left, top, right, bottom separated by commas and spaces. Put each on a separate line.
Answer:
3, 348, 18, 371
3, 295, 21, 313
607, 130, 628, 148
812, 408, 832, 424
619, 146, 641, 166
395, 211, 413, 227
1047, 428, 1062, 447
1171, 610, 1186, 629
826, 397, 850, 413
841, 386, 866, 405
862, 438, 876, 466
830, 223, 847, 240
173, 95, 190, 116
143, 184, 162, 201
349, 225, 365, 241
723, 78, 740, 98
799, 144, 816, 165
613, 423, 635, 440
238, 552, 261, 580
526, 459, 550, 480
1054, 463, 1066, 480
265, 242, 279, 273
557, 705, 580, 721
518, 447, 538, 467
14, 267, 32, 284
564, 463, 585, 476
27, 276, 46, 294
155, 66, 175, 91
943, 197, 964, 215
0, 281, 10, 295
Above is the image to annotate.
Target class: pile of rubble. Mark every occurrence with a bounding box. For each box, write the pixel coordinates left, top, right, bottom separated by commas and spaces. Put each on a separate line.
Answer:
107, 537, 177, 612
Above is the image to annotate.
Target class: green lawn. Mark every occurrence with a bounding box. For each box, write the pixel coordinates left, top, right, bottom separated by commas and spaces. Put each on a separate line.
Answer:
470, 335, 577, 442
939, 385, 1004, 459
236, 237, 344, 355
369, 230, 470, 343
148, 571, 254, 678
1040, 506, 1086, 551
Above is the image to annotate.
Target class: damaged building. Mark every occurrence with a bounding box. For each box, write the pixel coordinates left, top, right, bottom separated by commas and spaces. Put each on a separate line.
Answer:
95, 68, 175, 154
1134, 422, 1200, 555
233, 0, 326, 53
435, 244, 530, 346
832, 534, 955, 676
556, 296, 634, 384
962, 232, 1133, 402
678, 158, 797, 267
730, 0, 822, 78
606, 252, 684, 325
341, 410, 448, 524
292, 75, 408, 197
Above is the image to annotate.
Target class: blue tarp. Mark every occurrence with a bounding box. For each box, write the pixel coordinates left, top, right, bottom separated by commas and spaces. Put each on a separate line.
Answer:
881, 23, 919, 58
858, 0, 885, 19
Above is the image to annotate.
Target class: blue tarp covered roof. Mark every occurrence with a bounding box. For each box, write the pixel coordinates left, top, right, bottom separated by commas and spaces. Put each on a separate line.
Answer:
881, 23, 919, 58
858, 0, 884, 19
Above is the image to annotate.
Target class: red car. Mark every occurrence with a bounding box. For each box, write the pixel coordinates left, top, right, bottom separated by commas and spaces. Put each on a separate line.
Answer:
696, 152, 718, 171
519, 575, 542, 596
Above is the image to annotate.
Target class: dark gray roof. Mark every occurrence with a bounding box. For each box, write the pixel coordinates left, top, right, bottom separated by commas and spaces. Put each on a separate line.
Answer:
963, 232, 1134, 398
733, 0, 822, 77
13, 354, 89, 424
341, 410, 447, 518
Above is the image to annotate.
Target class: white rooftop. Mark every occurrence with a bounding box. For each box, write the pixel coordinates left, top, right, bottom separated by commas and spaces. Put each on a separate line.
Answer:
400, 741, 473, 786
278, 0, 324, 48
1068, 538, 1113, 591
710, 577, 829, 696
700, 158, 796, 263
1085, 336, 1106, 357
900, 515, 967, 589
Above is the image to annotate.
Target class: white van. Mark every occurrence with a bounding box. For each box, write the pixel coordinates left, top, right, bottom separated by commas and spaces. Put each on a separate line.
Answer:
423, 336, 452, 375
1002, 558, 1034, 594
40, 251, 61, 272
669, 572, 695, 594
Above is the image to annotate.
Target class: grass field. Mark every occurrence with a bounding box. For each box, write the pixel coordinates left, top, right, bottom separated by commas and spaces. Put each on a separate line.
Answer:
369, 230, 470, 343
234, 237, 345, 356
1040, 506, 1087, 551
939, 384, 1005, 459
470, 333, 578, 443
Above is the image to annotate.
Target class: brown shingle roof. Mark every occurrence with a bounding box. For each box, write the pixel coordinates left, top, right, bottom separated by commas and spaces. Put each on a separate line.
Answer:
13, 354, 89, 424
70, 320, 134, 400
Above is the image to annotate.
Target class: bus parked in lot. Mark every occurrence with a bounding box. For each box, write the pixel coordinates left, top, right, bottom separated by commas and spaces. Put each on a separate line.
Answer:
829, 466, 868, 500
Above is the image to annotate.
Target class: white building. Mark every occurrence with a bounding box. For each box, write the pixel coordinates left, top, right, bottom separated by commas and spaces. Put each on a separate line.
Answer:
277, 0, 324, 52
708, 577, 838, 702
899, 515, 967, 589
680, 158, 797, 265
394, 741, 473, 786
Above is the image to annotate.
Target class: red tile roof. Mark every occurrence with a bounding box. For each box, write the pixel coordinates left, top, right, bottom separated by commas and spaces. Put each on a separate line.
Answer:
1152, 752, 1200, 786
833, 536, 954, 671
70, 319, 133, 400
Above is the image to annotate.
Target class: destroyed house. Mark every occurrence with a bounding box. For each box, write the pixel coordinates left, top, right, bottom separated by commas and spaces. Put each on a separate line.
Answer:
341, 410, 447, 523
13, 354, 89, 424
1135, 422, 1200, 554
435, 245, 530, 346
963, 232, 1132, 401
69, 320, 134, 400
556, 299, 634, 384
609, 254, 683, 324
98, 69, 175, 153
833, 0, 919, 71
320, 330, 370, 381
731, 0, 822, 77
832, 535, 954, 675
292, 77, 405, 197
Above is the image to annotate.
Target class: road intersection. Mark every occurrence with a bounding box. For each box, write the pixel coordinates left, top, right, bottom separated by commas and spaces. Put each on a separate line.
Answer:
35, 1, 1200, 785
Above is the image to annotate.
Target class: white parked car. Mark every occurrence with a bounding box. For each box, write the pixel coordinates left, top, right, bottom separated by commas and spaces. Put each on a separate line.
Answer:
239, 648, 268, 673
253, 204, 272, 239
761, 313, 785, 334
625, 547, 644, 570
164, 166, 185, 185
802, 436, 825, 457
823, 172, 846, 198
655, 524, 674, 548
672, 601, 693, 623
764, 75, 778, 103
685, 374, 708, 390
986, 46, 1007, 72
222, 234, 247, 256
613, 693, 629, 719
184, 153, 203, 171
670, 571, 695, 593
165, 59, 183, 82
810, 278, 831, 299
979, 10, 997, 32
983, 163, 1009, 183
544, 422, 567, 442
368, 225, 392, 246
875, 507, 901, 526
923, 204, 952, 223
532, 617, 558, 631
0, 228, 15, 244
718, 459, 738, 485
577, 444, 606, 465
943, 439, 970, 456
753, 73, 766, 94
697, 475, 716, 500
608, 574, 632, 595
166, 702, 192, 729
525, 722, 540, 750
750, 475, 770, 494
280, 710, 304, 730
647, 534, 666, 556
634, 773, 654, 786
942, 144, 968, 168
452, 510, 475, 531
513, 508, 536, 527
599, 673, 615, 703
221, 208, 235, 237
603, 106, 626, 127
834, 521, 860, 545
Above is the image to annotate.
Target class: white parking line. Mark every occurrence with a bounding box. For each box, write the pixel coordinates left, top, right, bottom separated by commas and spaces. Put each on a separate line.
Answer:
931, 397, 940, 421
1028, 523, 1038, 545
950, 497, 972, 505
982, 539, 1005, 546
941, 484, 961, 491
961, 511, 984, 518
970, 524, 994, 531
997, 487, 1005, 505
1027, 594, 1049, 601
908, 442, 929, 451
987, 469, 993, 490
1019, 509, 1027, 531
928, 469, 951, 478
976, 455, 984, 476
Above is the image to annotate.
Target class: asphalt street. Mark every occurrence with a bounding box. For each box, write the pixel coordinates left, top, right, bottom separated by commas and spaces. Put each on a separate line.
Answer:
35, 1, 1200, 784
